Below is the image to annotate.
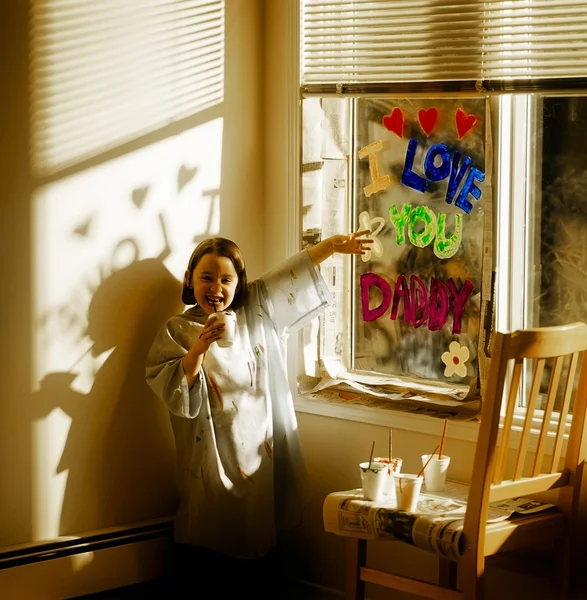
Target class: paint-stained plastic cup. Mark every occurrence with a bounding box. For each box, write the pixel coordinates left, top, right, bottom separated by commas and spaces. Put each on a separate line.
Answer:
207, 311, 236, 347
374, 457, 403, 506
359, 462, 388, 502
421, 454, 451, 492
393, 473, 423, 512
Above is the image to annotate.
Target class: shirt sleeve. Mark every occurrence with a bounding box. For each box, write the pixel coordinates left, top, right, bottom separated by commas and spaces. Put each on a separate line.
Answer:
258, 249, 333, 337
145, 319, 208, 419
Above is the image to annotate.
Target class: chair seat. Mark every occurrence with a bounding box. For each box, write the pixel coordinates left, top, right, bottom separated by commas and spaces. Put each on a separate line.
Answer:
484, 510, 566, 556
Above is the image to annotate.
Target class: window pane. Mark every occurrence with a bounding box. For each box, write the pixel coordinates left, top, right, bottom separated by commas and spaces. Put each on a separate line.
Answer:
538, 97, 587, 329
525, 96, 587, 414
352, 98, 488, 390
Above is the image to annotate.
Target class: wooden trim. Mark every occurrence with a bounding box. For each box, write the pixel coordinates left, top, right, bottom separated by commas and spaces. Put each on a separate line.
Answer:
0, 537, 172, 599
0, 518, 173, 569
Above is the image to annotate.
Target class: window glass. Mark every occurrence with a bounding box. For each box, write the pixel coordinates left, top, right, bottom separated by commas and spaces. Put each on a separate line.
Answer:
352, 98, 487, 389
538, 98, 587, 330
529, 97, 587, 414
301, 97, 491, 413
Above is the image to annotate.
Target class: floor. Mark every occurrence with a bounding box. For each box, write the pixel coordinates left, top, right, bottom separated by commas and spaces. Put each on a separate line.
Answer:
74, 577, 340, 599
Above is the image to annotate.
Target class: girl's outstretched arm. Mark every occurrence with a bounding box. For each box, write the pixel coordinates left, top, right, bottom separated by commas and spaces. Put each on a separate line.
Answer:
307, 229, 374, 266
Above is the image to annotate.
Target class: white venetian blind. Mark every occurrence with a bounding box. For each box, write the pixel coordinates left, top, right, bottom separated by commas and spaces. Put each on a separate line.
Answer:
30, 0, 225, 176
302, 0, 587, 85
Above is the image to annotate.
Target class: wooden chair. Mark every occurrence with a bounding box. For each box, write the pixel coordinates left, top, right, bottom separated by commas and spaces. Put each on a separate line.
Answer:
345, 321, 587, 600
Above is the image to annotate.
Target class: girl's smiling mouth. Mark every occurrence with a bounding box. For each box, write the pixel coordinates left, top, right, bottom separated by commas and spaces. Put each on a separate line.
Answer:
207, 296, 223, 308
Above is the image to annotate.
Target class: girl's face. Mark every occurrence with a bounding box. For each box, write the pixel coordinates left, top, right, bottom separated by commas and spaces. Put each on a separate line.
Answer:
188, 252, 239, 314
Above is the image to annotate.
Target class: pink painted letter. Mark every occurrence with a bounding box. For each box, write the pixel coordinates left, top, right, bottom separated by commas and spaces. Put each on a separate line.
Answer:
360, 273, 392, 322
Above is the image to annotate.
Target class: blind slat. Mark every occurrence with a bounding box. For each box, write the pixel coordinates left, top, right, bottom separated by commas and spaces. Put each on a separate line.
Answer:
302, 0, 587, 85
31, 0, 225, 176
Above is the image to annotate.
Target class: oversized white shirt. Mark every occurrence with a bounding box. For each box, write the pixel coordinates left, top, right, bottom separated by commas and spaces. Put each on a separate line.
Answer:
145, 250, 332, 558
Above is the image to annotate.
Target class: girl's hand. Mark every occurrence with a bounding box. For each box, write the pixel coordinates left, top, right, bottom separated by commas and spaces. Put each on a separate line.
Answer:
183, 316, 226, 387
331, 230, 374, 255
195, 317, 225, 352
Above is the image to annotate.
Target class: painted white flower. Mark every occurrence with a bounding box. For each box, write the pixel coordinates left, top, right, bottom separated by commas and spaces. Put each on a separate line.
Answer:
358, 211, 385, 262
441, 341, 470, 378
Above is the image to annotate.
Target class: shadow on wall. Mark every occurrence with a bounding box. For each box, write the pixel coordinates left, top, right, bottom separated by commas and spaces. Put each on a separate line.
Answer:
31, 259, 183, 535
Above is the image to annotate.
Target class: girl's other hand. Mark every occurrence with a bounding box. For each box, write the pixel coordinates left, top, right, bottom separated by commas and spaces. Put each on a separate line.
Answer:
332, 230, 374, 255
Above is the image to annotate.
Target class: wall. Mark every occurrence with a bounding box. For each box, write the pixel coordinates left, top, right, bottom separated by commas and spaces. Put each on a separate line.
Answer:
0, 0, 263, 595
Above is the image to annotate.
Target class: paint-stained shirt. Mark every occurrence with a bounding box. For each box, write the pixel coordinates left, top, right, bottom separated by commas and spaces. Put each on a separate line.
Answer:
145, 250, 333, 558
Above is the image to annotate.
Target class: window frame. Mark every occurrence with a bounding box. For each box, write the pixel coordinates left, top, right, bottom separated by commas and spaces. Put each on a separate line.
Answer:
292, 91, 488, 442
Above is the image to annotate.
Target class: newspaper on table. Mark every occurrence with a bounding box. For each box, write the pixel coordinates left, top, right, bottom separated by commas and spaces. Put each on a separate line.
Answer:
323, 480, 555, 562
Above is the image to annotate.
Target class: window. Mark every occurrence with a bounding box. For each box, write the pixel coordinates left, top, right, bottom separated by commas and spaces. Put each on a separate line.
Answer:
297, 1, 587, 422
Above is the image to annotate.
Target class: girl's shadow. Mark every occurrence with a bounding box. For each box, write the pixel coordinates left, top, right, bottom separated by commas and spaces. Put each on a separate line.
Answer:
34, 258, 183, 535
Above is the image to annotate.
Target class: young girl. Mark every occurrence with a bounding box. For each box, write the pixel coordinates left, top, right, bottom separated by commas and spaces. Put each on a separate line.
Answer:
145, 231, 371, 590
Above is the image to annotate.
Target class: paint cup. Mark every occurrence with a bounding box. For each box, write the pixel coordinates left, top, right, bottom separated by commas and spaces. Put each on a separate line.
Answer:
359, 461, 388, 502
374, 457, 403, 506
207, 311, 236, 347
393, 473, 423, 512
421, 454, 451, 492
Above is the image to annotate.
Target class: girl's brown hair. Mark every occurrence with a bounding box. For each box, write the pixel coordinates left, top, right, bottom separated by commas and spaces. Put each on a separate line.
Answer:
182, 238, 248, 309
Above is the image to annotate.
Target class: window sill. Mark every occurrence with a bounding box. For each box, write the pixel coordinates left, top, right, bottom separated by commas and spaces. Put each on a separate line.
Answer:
295, 396, 570, 458
294, 394, 480, 443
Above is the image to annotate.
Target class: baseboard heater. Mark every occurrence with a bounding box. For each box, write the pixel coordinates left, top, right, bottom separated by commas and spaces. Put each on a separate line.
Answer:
0, 517, 174, 571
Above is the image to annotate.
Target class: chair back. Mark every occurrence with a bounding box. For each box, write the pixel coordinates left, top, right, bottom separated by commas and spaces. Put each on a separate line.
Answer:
463, 322, 587, 550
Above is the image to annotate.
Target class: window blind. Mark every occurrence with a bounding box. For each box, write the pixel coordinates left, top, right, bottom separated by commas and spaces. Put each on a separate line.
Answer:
30, 0, 225, 176
301, 0, 587, 87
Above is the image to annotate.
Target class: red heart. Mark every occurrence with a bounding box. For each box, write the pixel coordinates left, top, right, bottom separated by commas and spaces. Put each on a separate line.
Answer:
418, 108, 438, 137
382, 108, 404, 138
455, 108, 477, 140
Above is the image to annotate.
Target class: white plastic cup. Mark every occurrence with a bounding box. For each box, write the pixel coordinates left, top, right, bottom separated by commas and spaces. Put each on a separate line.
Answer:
393, 473, 423, 512
359, 461, 388, 502
207, 311, 236, 347
421, 454, 451, 492
374, 457, 403, 505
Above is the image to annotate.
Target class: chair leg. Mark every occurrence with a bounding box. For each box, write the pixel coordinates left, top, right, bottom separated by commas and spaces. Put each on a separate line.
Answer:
345, 537, 367, 600
438, 557, 458, 589
460, 552, 484, 600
